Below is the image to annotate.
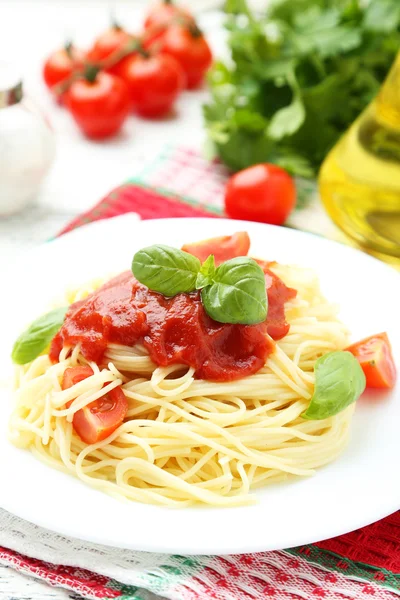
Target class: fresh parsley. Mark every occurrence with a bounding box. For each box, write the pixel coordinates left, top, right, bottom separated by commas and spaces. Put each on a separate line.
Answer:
204, 0, 400, 176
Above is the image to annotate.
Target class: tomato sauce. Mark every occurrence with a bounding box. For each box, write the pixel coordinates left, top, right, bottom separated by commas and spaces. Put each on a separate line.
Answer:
50, 268, 296, 382
255, 260, 297, 339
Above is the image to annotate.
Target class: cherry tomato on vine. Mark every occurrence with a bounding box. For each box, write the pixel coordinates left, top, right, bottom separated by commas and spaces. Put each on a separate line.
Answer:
86, 25, 133, 75
224, 164, 296, 226
143, 1, 193, 52
144, 0, 192, 32
117, 52, 185, 118
43, 43, 85, 94
161, 23, 212, 89
65, 68, 130, 139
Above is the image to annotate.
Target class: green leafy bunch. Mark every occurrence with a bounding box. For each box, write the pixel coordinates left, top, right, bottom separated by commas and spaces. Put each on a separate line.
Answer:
204, 0, 400, 176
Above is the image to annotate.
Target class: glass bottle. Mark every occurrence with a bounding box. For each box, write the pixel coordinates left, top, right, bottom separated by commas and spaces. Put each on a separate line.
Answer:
319, 52, 400, 259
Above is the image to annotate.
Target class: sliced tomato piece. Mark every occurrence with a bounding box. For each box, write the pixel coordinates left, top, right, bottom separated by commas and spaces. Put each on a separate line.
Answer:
346, 332, 397, 389
61, 366, 128, 444
62, 366, 94, 389
182, 232, 250, 265
72, 386, 128, 444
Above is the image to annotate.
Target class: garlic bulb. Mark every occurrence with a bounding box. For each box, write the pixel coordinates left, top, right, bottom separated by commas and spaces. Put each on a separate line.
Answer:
0, 64, 55, 216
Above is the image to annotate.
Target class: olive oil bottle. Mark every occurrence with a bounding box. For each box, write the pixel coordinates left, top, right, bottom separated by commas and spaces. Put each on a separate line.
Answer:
319, 53, 400, 259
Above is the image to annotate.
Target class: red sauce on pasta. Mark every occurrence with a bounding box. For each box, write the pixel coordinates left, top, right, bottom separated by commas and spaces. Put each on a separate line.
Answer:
50, 267, 296, 382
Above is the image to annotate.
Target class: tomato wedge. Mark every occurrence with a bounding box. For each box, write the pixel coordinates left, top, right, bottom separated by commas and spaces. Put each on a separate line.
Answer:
182, 232, 250, 265
346, 333, 397, 389
62, 366, 94, 388
62, 366, 128, 444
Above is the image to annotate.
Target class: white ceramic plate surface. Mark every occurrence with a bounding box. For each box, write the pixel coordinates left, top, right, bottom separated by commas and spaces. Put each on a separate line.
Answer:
0, 216, 399, 555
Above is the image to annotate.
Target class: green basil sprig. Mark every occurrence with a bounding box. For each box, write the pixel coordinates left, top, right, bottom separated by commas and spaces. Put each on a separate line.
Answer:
132, 245, 201, 296
132, 244, 268, 325
12, 307, 68, 365
196, 254, 216, 290
201, 257, 268, 324
302, 351, 366, 420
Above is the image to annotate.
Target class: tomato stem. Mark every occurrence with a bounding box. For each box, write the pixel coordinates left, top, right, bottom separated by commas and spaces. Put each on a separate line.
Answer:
64, 41, 73, 59
137, 44, 151, 59
84, 65, 100, 84
52, 70, 80, 97
100, 37, 141, 71
164, 0, 173, 4
109, 5, 122, 31
187, 22, 203, 38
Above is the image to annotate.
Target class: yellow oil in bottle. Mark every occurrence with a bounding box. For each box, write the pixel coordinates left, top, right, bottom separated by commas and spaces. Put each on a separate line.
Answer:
319, 53, 400, 258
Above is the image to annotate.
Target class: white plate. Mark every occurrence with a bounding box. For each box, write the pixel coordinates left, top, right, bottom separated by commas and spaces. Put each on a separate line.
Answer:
1, 216, 399, 555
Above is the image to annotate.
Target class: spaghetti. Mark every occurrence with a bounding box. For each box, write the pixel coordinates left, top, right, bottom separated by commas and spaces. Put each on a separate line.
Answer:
9, 263, 353, 507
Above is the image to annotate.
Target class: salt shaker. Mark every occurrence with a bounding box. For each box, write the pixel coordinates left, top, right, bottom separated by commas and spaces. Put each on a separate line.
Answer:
0, 64, 55, 216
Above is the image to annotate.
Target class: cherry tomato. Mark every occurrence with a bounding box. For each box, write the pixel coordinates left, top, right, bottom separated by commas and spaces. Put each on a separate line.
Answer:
117, 52, 184, 118
182, 232, 250, 264
161, 24, 212, 89
62, 366, 128, 444
346, 333, 397, 389
144, 0, 191, 32
43, 44, 85, 93
65, 69, 130, 139
86, 25, 133, 75
224, 164, 296, 226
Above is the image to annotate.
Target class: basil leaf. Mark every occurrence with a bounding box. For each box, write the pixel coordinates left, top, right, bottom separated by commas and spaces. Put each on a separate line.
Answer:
201, 257, 268, 324
196, 254, 216, 290
11, 307, 68, 365
302, 351, 366, 420
132, 245, 201, 296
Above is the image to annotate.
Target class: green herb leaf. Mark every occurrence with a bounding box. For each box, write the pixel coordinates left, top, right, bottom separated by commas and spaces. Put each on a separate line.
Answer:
196, 255, 216, 289
275, 152, 315, 179
260, 58, 296, 81
312, 26, 362, 58
302, 351, 366, 420
267, 71, 305, 140
224, 0, 253, 18
204, 0, 399, 177
11, 307, 68, 365
201, 257, 267, 325
363, 0, 400, 33
132, 245, 201, 297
